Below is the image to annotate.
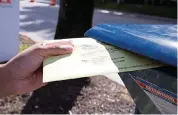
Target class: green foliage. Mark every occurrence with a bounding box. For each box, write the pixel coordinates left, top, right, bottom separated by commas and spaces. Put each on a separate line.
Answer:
19, 44, 30, 52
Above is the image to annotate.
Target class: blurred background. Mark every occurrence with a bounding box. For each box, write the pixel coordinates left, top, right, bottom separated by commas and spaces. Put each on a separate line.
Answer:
95, 0, 177, 19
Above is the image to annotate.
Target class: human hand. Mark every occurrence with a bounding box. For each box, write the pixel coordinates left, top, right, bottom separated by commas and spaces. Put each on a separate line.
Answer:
2, 40, 73, 96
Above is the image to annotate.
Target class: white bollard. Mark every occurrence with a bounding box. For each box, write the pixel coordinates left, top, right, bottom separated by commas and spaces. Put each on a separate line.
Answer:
0, 0, 19, 62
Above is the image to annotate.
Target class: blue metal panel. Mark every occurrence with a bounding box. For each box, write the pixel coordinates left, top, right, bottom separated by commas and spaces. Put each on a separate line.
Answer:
85, 24, 177, 66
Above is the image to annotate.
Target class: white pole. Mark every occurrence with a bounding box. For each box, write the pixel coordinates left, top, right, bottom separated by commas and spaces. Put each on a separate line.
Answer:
0, 0, 19, 62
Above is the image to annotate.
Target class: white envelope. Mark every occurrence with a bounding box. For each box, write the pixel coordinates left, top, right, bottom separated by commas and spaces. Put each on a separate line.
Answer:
43, 38, 119, 82
43, 38, 163, 83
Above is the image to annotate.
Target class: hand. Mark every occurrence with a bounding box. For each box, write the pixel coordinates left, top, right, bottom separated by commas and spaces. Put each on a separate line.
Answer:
1, 40, 73, 96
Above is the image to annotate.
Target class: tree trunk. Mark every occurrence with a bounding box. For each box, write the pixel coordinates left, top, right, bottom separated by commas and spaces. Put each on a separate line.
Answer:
117, 0, 124, 4
54, 0, 94, 39
144, 0, 149, 4
160, 0, 164, 4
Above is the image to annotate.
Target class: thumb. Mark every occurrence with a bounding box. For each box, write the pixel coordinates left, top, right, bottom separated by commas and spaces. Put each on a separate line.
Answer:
33, 40, 74, 57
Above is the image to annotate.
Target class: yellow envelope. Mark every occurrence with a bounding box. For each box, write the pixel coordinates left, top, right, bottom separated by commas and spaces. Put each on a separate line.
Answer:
43, 38, 163, 83
43, 38, 119, 82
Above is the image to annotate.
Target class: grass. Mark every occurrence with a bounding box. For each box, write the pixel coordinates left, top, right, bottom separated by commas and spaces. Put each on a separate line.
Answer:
95, 3, 177, 19
19, 34, 36, 52
19, 44, 31, 52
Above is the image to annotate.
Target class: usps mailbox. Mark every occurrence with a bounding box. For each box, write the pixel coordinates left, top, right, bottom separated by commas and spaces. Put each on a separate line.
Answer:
0, 0, 19, 62
55, 0, 177, 114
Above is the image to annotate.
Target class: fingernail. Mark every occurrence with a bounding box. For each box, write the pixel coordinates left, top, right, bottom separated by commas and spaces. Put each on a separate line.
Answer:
58, 45, 74, 51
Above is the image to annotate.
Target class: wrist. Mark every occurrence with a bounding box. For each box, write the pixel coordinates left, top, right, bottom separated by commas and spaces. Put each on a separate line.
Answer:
0, 64, 17, 97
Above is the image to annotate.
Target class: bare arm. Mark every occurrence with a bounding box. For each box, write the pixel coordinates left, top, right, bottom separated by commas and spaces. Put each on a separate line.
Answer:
0, 41, 73, 97
0, 64, 16, 97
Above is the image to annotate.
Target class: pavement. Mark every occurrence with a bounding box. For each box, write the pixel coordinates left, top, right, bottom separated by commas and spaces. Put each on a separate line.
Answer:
19, 0, 176, 86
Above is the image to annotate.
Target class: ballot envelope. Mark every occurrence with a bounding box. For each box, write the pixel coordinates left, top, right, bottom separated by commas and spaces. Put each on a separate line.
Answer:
85, 24, 177, 114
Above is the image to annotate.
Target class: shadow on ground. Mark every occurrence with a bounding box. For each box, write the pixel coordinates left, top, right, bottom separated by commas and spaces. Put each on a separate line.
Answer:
21, 78, 90, 114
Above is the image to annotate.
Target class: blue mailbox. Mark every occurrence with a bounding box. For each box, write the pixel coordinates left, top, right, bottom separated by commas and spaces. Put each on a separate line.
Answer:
85, 24, 177, 114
